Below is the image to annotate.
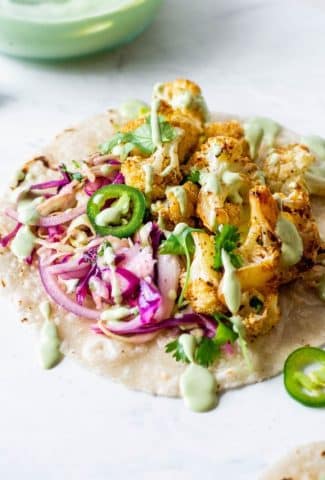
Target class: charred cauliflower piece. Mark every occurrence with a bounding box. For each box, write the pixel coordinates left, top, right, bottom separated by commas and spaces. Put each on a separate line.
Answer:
275, 187, 321, 283
121, 155, 181, 201
187, 136, 256, 231
240, 289, 280, 338
204, 120, 250, 156
263, 144, 315, 193
237, 185, 280, 291
154, 78, 208, 123
156, 181, 199, 227
184, 232, 224, 314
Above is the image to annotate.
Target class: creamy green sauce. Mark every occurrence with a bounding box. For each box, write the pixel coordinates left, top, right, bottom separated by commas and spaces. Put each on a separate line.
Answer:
11, 225, 36, 260
142, 164, 154, 194
17, 196, 43, 225
39, 300, 51, 321
119, 99, 149, 121
101, 305, 138, 322
167, 186, 187, 215
317, 274, 325, 302
275, 216, 303, 267
95, 193, 129, 227
221, 249, 241, 314
178, 333, 197, 363
244, 117, 281, 159
39, 301, 62, 370
180, 363, 217, 412
102, 245, 121, 305
302, 135, 325, 162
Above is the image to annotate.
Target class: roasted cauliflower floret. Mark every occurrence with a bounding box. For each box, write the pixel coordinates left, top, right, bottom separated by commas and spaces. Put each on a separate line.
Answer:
197, 193, 242, 231
154, 78, 208, 123
151, 182, 199, 228
184, 232, 224, 314
205, 120, 244, 140
165, 181, 199, 226
185, 135, 249, 174
237, 185, 280, 290
263, 144, 315, 193
275, 187, 321, 283
204, 120, 250, 156
240, 289, 280, 338
121, 155, 180, 201
188, 137, 256, 232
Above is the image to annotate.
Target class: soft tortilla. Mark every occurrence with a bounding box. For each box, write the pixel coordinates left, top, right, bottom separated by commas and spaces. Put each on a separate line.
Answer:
261, 442, 325, 479
0, 111, 324, 397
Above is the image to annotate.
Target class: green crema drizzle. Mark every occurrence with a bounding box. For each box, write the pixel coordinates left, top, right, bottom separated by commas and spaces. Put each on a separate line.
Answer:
39, 301, 63, 370
244, 117, 281, 159
275, 216, 303, 267
178, 334, 218, 413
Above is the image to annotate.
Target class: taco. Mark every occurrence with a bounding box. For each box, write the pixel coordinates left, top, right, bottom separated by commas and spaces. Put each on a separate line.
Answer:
261, 442, 325, 479
1, 79, 324, 412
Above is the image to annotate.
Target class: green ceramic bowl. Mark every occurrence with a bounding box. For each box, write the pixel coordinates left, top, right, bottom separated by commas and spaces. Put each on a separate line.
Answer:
0, 0, 162, 59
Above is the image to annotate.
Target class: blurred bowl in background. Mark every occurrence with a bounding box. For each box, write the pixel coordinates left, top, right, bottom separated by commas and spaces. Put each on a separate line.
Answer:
0, 0, 162, 60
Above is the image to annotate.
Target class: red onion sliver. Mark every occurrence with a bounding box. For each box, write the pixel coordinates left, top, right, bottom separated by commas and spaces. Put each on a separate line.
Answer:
39, 264, 100, 320
6, 205, 85, 227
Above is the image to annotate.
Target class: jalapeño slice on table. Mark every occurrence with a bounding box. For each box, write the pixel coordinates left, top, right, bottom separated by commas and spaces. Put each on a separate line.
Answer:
87, 184, 146, 238
284, 346, 325, 408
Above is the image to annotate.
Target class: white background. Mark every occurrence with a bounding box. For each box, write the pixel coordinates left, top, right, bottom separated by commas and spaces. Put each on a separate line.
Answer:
0, 0, 325, 478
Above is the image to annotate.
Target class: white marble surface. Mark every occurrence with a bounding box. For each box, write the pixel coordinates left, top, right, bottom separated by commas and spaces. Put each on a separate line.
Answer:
1, 0, 325, 478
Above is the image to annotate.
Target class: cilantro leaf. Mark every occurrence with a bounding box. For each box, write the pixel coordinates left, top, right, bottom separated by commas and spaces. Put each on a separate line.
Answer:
214, 224, 243, 270
131, 122, 155, 155
165, 338, 190, 364
99, 116, 177, 156
194, 337, 220, 367
159, 225, 202, 307
249, 296, 264, 313
184, 170, 201, 184
100, 132, 133, 155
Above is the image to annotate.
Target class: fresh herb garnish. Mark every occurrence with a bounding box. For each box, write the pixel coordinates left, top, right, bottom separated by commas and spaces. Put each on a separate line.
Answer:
100, 116, 177, 156
214, 224, 243, 270
159, 225, 201, 306
249, 296, 264, 314
165, 338, 190, 363
165, 313, 239, 368
185, 170, 201, 184
194, 337, 219, 367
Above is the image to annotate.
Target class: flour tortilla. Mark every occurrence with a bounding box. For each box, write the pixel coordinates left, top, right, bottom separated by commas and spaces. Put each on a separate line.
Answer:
0, 110, 324, 397
261, 442, 325, 479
